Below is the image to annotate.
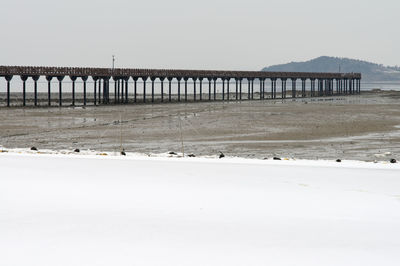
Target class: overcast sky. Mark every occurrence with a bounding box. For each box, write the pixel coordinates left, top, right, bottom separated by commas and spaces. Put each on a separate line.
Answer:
1, 0, 398, 70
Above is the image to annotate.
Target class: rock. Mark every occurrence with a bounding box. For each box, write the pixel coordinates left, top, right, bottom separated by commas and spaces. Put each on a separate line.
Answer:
121, 151, 126, 156
219, 152, 225, 159
263, 157, 268, 160
188, 154, 196, 157
74, 149, 80, 153
169, 151, 177, 155
273, 157, 281, 160
336, 159, 341, 162
390, 159, 397, 163
30, 147, 38, 151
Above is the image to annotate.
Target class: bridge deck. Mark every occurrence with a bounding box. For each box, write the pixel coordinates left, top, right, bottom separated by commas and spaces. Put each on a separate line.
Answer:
0, 65, 361, 80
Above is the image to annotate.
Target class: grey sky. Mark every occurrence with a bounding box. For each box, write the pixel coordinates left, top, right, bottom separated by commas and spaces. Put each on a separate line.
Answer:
1, 0, 398, 70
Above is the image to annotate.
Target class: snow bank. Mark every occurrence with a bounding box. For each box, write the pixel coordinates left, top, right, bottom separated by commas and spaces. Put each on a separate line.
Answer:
1, 152, 399, 266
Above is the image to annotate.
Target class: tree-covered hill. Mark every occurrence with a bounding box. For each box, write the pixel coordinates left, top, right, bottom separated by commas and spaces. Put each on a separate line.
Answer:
262, 56, 400, 81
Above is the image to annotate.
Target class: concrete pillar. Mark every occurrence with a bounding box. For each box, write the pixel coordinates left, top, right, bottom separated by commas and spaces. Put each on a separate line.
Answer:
168, 78, 172, 102
143, 77, 147, 103
301, 79, 306, 97
125, 78, 129, 103
98, 79, 101, 104
32, 76, 39, 106
227, 78, 230, 101
93, 77, 98, 106
177, 78, 181, 101
292, 78, 296, 98
113, 78, 118, 104
46, 76, 53, 106
120, 79, 124, 103
239, 79, 242, 100
235, 79, 238, 100
252, 79, 255, 99
271, 79, 274, 99
193, 78, 197, 101
151, 77, 155, 103
133, 77, 138, 103
213, 78, 217, 100
281, 79, 286, 99
21, 76, 28, 107
184, 78, 188, 102
222, 79, 225, 101
82, 76, 88, 106
71, 76, 78, 106
57, 76, 64, 106
248, 79, 251, 100
208, 78, 212, 101
199, 78, 203, 101
160, 77, 165, 102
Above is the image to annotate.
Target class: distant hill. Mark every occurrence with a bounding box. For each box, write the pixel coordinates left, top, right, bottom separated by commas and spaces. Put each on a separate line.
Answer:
262, 56, 400, 81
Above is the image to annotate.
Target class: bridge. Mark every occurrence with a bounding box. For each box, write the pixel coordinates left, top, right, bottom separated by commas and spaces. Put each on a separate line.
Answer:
0, 65, 361, 107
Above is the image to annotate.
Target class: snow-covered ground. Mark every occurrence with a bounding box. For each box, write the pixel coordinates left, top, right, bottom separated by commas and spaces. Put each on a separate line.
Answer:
1, 152, 400, 266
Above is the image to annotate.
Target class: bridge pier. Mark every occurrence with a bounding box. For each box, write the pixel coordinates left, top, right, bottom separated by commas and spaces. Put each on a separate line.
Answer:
151, 77, 155, 103
32, 76, 39, 106
120, 79, 124, 103
168, 78, 172, 102
193, 78, 197, 101
133, 77, 138, 103
291, 78, 296, 98
251, 79, 254, 99
57, 76, 64, 106
21, 76, 28, 106
227, 78, 230, 100
271, 78, 276, 99
143, 77, 147, 103
104, 77, 110, 104
235, 79, 238, 100
98, 79, 102, 104
82, 76, 88, 105
5, 75, 12, 107
239, 79, 243, 100
46, 76, 53, 106
247, 79, 251, 100
125, 78, 129, 103
213, 78, 217, 100
71, 76, 77, 106
184, 78, 188, 102
93, 77, 98, 106
281, 79, 286, 99
199, 78, 203, 101
177, 78, 181, 101
222, 79, 225, 101
262, 79, 266, 99
118, 79, 121, 103
160, 77, 164, 103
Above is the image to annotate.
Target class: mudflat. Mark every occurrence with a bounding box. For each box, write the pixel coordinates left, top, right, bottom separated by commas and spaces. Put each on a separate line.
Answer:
1, 91, 399, 161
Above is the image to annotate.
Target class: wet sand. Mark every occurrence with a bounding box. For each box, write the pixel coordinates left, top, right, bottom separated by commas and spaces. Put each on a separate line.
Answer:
1, 91, 400, 161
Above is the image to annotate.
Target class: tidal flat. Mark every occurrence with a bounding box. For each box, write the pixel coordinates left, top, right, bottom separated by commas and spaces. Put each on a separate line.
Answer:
1, 91, 399, 161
